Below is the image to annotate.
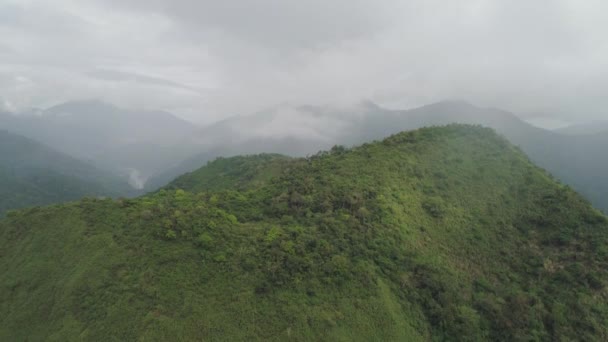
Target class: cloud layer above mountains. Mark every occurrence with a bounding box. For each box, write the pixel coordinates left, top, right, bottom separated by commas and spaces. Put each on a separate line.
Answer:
1, 0, 607, 123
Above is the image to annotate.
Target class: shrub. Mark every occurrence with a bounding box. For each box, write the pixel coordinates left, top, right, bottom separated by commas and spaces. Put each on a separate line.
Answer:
196, 233, 214, 248
165, 229, 177, 240
422, 197, 446, 218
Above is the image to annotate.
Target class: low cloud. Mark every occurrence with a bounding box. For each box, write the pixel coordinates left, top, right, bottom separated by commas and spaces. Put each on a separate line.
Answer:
1, 0, 607, 124
86, 69, 201, 93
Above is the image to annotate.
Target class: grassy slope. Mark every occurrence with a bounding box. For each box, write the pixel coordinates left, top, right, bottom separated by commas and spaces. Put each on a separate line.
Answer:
1, 125, 608, 341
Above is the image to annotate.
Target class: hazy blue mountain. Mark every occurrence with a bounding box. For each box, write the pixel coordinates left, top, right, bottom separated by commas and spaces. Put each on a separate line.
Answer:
0, 100, 200, 187
4, 99, 606, 212
555, 121, 608, 135
145, 102, 389, 190
0, 130, 135, 214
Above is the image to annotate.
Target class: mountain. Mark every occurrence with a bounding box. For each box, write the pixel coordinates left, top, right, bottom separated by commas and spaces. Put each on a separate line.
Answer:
0, 100, 200, 187
164, 153, 292, 193
555, 121, 608, 135
0, 130, 134, 214
379, 102, 608, 213
145, 136, 327, 191
8, 99, 604, 212
550, 131, 608, 212
153, 101, 607, 212
2, 125, 608, 340
144, 102, 396, 190
365, 102, 608, 213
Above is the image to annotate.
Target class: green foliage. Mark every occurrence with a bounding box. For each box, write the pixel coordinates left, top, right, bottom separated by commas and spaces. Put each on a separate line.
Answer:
196, 233, 214, 248
165, 153, 291, 193
1, 125, 608, 341
422, 197, 446, 218
165, 229, 177, 240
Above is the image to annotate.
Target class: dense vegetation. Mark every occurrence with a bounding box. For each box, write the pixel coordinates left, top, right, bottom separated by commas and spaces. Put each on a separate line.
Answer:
0, 130, 134, 215
166, 153, 291, 193
1, 125, 608, 341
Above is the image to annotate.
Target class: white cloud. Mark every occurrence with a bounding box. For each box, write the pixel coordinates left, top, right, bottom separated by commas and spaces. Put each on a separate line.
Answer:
0, 0, 607, 123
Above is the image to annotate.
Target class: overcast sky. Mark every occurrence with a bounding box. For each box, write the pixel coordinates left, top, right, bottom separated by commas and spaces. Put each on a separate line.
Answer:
0, 0, 607, 124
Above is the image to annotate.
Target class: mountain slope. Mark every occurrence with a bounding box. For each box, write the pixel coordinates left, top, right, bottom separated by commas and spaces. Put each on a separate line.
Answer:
145, 137, 325, 191
552, 131, 608, 212
0, 101, 200, 185
143, 102, 390, 191
355, 102, 576, 194
555, 121, 608, 135
2, 125, 608, 341
0, 130, 134, 214
165, 153, 291, 193
168, 101, 608, 212
383, 102, 608, 212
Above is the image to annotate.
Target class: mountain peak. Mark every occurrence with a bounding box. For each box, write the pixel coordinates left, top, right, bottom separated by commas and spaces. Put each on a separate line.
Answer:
426, 99, 478, 110
45, 99, 120, 117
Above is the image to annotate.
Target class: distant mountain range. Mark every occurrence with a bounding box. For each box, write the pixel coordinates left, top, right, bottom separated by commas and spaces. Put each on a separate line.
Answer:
146, 100, 608, 212
2, 99, 607, 212
554, 120, 608, 135
0, 130, 134, 214
0, 100, 200, 188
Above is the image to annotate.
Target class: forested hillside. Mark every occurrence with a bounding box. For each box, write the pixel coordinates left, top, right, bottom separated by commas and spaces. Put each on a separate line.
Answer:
165, 154, 291, 193
144, 101, 608, 213
0, 130, 134, 214
1, 125, 607, 341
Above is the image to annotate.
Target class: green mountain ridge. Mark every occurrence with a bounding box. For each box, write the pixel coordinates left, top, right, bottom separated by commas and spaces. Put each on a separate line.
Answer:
144, 101, 608, 213
1, 125, 608, 340
165, 153, 292, 193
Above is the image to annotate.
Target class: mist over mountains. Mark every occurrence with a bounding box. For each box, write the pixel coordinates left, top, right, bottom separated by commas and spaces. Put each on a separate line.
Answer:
4, 1, 608, 340
151, 100, 608, 212
0, 130, 133, 214
0, 100, 200, 188
555, 121, 608, 136
1, 99, 607, 213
